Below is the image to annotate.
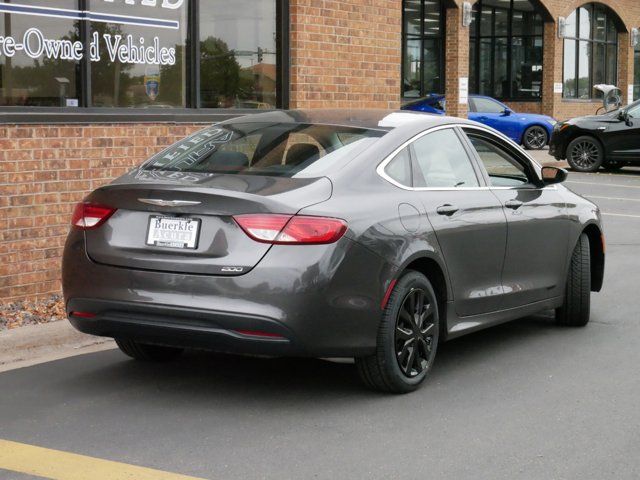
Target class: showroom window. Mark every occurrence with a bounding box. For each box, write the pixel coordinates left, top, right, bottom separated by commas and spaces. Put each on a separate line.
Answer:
0, 0, 285, 110
0, 0, 81, 107
199, 0, 277, 109
89, 1, 188, 108
402, 0, 445, 100
562, 3, 619, 100
469, 0, 544, 100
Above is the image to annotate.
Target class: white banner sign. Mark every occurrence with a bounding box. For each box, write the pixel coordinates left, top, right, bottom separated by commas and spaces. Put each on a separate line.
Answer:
628, 84, 634, 105
554, 82, 563, 94
459, 77, 469, 105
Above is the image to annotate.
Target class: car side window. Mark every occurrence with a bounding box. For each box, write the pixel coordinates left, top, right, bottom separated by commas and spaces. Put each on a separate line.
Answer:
626, 104, 640, 118
384, 147, 412, 187
411, 129, 480, 188
472, 98, 505, 114
465, 133, 530, 187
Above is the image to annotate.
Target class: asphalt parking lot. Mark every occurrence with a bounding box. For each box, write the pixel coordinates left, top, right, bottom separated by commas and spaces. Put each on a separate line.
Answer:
1, 163, 640, 479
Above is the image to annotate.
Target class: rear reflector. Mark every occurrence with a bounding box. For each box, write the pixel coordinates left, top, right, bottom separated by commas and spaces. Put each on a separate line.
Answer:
70, 311, 96, 319
381, 279, 397, 310
72, 203, 117, 230
234, 329, 285, 339
234, 214, 347, 245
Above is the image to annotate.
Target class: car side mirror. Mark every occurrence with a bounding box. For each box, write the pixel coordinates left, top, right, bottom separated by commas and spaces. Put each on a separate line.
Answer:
503, 108, 513, 116
541, 166, 568, 185
618, 110, 632, 126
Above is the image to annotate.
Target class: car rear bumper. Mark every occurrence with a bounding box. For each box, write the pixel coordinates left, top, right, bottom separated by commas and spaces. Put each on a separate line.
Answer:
68, 298, 298, 356
62, 230, 394, 357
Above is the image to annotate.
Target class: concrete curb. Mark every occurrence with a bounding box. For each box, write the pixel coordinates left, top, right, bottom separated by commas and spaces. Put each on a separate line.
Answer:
0, 321, 115, 373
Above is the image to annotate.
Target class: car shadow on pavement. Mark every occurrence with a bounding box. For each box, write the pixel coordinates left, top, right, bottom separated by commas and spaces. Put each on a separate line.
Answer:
45, 312, 567, 402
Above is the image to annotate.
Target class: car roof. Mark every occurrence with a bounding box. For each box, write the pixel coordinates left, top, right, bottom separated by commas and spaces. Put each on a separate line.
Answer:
220, 109, 480, 131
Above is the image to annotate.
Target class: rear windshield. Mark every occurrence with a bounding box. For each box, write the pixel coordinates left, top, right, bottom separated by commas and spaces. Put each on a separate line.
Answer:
143, 122, 386, 177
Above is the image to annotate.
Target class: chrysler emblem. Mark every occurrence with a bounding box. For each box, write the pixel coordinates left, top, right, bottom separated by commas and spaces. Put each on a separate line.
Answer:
138, 198, 201, 207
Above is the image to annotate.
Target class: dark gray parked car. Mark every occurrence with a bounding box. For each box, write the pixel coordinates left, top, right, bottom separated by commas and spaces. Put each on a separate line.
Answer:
63, 110, 605, 393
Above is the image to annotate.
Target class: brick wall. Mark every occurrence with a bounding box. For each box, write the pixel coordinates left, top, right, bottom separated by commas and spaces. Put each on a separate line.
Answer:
536, 0, 640, 120
0, 123, 207, 302
289, 0, 402, 109
448, 0, 640, 120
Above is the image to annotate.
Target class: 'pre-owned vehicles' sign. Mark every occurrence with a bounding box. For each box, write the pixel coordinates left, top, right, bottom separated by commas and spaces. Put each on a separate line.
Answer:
0, 1, 181, 66
0, 30, 176, 65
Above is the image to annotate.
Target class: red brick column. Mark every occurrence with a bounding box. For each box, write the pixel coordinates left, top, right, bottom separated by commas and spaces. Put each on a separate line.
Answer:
444, 7, 469, 118
289, 0, 402, 109
618, 32, 634, 105
541, 21, 561, 118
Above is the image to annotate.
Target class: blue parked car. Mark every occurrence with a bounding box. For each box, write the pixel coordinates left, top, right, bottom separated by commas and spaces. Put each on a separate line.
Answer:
402, 94, 557, 150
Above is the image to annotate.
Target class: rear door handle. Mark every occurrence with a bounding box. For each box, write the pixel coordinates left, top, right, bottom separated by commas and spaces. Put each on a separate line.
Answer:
505, 200, 523, 210
436, 204, 459, 216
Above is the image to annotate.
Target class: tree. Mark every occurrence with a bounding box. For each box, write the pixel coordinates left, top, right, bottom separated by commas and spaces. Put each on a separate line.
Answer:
199, 36, 241, 108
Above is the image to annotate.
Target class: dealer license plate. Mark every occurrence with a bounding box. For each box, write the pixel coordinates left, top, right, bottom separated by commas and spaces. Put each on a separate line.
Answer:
146, 216, 201, 250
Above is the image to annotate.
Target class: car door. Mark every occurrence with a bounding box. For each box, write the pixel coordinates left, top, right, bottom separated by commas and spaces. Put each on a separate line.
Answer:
409, 126, 508, 317
461, 126, 570, 310
469, 97, 520, 142
602, 103, 640, 160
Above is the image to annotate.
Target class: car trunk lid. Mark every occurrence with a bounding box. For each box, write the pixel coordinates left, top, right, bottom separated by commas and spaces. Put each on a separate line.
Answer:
84, 172, 332, 275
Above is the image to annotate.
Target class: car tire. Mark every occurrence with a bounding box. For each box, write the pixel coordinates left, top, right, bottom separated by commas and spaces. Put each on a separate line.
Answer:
556, 233, 591, 327
566, 136, 604, 172
115, 339, 184, 361
522, 126, 548, 150
356, 271, 440, 394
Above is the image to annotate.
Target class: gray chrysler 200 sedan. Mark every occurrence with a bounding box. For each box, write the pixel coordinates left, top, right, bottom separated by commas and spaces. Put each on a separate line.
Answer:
62, 110, 604, 393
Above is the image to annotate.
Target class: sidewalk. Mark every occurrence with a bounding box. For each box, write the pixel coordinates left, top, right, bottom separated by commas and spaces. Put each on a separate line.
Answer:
0, 321, 114, 373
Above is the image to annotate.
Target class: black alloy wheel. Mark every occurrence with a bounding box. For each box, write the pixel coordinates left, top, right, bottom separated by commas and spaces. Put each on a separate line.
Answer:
356, 271, 440, 393
566, 136, 604, 172
395, 288, 437, 378
523, 126, 548, 150
556, 233, 591, 327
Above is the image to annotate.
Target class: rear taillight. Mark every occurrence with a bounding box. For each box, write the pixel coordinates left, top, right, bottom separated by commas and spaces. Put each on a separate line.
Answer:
71, 203, 117, 230
234, 214, 347, 245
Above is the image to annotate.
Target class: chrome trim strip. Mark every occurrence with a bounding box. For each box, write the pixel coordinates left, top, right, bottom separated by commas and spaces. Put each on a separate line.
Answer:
375, 122, 553, 192
138, 199, 202, 207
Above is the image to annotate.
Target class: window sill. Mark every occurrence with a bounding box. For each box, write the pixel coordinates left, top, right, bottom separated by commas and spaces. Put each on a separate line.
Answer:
493, 98, 542, 103
560, 99, 602, 103
0, 107, 272, 125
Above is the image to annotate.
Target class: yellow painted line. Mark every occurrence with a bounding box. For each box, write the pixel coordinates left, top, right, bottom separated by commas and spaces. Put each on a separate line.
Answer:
0, 439, 208, 480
